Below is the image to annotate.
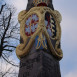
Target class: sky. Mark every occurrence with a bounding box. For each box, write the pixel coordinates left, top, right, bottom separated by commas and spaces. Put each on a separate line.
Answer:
0, 0, 77, 77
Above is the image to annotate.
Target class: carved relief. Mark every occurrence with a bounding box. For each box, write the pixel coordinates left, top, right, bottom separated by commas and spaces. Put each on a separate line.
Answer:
16, 7, 63, 60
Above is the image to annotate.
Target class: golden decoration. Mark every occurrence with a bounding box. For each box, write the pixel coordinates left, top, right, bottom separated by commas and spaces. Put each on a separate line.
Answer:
16, 7, 63, 60
36, 32, 47, 49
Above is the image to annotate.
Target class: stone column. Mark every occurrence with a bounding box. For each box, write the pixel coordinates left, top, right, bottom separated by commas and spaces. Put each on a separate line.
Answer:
16, 0, 63, 77
18, 46, 61, 77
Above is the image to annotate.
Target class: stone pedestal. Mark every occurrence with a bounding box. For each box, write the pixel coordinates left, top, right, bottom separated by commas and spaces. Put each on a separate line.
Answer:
18, 50, 61, 77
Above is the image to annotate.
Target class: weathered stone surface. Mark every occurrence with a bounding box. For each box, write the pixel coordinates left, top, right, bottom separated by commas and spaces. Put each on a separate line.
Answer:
18, 50, 61, 77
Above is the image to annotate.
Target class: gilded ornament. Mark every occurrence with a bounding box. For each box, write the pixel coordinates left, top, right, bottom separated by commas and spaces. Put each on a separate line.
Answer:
16, 7, 63, 60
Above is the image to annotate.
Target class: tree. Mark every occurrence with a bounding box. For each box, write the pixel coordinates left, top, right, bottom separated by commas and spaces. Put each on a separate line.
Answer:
0, 4, 19, 77
0, 4, 19, 56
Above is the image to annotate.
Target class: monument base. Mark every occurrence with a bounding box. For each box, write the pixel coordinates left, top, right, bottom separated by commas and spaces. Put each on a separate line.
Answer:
18, 50, 61, 77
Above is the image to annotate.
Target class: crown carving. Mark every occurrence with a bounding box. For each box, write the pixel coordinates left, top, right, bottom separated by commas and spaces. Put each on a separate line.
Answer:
33, 0, 49, 6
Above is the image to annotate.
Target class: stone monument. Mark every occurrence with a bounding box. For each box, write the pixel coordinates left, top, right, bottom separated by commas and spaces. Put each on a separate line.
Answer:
16, 0, 63, 77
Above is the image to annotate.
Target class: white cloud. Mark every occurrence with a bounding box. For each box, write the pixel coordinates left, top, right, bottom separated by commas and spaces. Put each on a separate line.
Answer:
12, 0, 28, 11
0, 59, 19, 77
64, 70, 77, 77
5, 0, 28, 12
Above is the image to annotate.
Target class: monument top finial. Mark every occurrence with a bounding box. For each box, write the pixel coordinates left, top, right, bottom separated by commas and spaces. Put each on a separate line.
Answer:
33, 0, 49, 6
26, 0, 54, 11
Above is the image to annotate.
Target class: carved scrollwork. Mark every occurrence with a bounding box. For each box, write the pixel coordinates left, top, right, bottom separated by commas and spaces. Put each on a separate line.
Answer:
16, 7, 63, 60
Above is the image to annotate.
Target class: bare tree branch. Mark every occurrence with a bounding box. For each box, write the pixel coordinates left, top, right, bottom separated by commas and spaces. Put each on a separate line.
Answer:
2, 55, 19, 67
0, 4, 6, 14
3, 45, 16, 49
0, 3, 19, 77
3, 49, 12, 52
2, 67, 12, 77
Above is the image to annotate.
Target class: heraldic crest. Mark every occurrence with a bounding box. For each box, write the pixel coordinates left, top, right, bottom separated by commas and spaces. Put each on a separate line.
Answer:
16, 0, 63, 60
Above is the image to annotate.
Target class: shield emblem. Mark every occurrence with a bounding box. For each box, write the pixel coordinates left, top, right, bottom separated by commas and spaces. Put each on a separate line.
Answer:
25, 14, 39, 36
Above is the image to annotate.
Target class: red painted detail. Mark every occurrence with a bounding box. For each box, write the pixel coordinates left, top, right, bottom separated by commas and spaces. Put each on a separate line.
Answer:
31, 19, 35, 24
34, 23, 36, 25
46, 26, 48, 29
25, 14, 39, 36
31, 31, 34, 34
47, 16, 50, 25
25, 24, 28, 28
25, 32, 31, 36
25, 30, 36, 36
36, 20, 39, 22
